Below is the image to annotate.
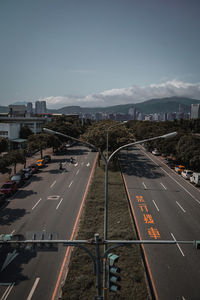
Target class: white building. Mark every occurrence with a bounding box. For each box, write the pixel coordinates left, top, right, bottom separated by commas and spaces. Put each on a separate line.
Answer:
35, 101, 47, 114
191, 104, 200, 119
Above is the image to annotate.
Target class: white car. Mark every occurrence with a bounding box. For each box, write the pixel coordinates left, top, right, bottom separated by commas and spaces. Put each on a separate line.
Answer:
181, 170, 193, 180
152, 149, 160, 156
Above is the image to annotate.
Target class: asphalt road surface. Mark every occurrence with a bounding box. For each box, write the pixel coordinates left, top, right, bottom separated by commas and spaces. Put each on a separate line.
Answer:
120, 146, 200, 300
0, 145, 97, 300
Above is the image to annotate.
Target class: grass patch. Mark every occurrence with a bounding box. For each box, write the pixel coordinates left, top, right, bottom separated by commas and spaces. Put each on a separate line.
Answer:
62, 159, 150, 300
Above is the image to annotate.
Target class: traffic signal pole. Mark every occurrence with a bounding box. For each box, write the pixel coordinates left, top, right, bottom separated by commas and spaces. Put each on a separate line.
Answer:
0, 233, 198, 300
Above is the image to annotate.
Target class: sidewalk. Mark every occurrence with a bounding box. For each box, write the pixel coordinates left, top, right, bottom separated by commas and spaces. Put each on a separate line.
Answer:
0, 148, 52, 188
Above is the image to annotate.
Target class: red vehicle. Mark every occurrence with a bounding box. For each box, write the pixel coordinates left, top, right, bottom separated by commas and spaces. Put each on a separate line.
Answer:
0, 181, 18, 195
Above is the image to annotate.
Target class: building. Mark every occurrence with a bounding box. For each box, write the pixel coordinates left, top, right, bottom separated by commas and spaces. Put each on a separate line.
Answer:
191, 104, 200, 119
27, 102, 33, 114
128, 107, 137, 120
8, 105, 26, 117
35, 101, 47, 114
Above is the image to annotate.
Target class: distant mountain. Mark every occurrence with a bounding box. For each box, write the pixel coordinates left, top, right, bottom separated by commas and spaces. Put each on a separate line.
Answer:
50, 97, 200, 115
1, 97, 200, 115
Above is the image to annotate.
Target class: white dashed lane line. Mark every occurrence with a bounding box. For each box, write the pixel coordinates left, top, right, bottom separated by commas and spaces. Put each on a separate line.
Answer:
171, 233, 185, 257
32, 199, 42, 210
0, 282, 15, 300
160, 182, 167, 190
176, 201, 186, 213
27, 278, 40, 300
50, 180, 56, 188
76, 170, 79, 175
142, 182, 147, 189
56, 198, 63, 210
69, 181, 73, 188
152, 200, 159, 212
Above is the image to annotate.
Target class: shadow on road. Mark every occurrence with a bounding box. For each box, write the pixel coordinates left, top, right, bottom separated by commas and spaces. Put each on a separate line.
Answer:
0, 207, 27, 226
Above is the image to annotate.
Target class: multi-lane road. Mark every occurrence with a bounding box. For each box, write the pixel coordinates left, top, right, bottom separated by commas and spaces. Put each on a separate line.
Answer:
120, 146, 200, 300
0, 145, 97, 300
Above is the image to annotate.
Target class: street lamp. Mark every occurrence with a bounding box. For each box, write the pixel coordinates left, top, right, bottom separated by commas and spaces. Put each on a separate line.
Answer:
106, 121, 127, 159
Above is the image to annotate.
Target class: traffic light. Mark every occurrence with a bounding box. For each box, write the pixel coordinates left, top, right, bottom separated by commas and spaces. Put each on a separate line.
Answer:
194, 240, 200, 249
107, 253, 121, 292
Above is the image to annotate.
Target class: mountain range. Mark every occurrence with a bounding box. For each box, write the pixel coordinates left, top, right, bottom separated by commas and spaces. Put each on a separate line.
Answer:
1, 97, 200, 115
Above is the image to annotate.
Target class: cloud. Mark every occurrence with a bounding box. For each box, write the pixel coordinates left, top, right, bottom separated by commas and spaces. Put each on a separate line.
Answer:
38, 80, 200, 109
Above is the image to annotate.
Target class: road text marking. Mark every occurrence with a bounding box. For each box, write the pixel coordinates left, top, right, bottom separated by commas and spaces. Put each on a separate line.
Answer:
176, 201, 186, 213
32, 199, 42, 210
27, 277, 40, 300
171, 233, 185, 257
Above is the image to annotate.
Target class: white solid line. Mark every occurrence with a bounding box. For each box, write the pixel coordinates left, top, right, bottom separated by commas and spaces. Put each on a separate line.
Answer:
56, 198, 63, 210
69, 181, 73, 188
139, 148, 200, 206
176, 201, 186, 213
160, 182, 167, 190
0, 283, 15, 300
10, 230, 15, 235
171, 233, 185, 257
27, 277, 40, 300
160, 167, 200, 205
152, 200, 159, 212
142, 182, 147, 189
50, 180, 56, 188
32, 199, 42, 210
76, 170, 79, 175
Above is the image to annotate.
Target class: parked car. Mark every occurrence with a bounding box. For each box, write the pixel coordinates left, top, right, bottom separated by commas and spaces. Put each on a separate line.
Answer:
0, 192, 7, 203
43, 155, 51, 163
28, 164, 39, 173
21, 168, 33, 179
190, 173, 200, 186
164, 158, 174, 164
181, 170, 193, 180
36, 159, 45, 168
0, 181, 18, 195
10, 173, 26, 187
152, 149, 160, 156
175, 165, 185, 174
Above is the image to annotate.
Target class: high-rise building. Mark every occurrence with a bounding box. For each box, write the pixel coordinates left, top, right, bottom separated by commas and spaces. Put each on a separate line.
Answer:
35, 101, 47, 114
128, 107, 137, 120
27, 102, 33, 113
191, 104, 200, 119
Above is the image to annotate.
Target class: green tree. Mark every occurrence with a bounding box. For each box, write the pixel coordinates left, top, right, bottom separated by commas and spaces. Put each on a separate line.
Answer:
0, 137, 8, 153
19, 125, 33, 139
27, 133, 49, 158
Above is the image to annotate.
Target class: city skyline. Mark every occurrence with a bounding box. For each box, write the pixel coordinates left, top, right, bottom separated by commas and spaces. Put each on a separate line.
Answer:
1, 0, 200, 108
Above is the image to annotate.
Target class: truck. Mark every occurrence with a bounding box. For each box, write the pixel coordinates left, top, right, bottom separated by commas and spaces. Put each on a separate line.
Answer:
190, 173, 200, 186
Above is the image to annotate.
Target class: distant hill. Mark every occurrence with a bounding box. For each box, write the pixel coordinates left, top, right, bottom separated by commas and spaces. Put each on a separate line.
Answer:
1, 97, 200, 115
51, 97, 200, 115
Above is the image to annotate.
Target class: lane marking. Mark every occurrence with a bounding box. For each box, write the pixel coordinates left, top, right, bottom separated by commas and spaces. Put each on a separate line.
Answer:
56, 198, 63, 210
32, 199, 42, 210
160, 182, 167, 190
86, 162, 90, 167
0, 283, 15, 300
69, 181, 73, 188
160, 167, 200, 205
47, 195, 60, 200
171, 233, 185, 257
139, 147, 200, 206
152, 200, 159, 212
27, 277, 40, 300
182, 297, 186, 300
81, 162, 84, 166
76, 170, 79, 175
50, 181, 56, 188
176, 201, 186, 213
51, 153, 99, 300
75, 162, 78, 167
142, 182, 147, 189
10, 230, 15, 235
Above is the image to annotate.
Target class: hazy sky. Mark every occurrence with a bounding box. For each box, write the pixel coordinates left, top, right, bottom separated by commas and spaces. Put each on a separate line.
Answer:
0, 0, 200, 108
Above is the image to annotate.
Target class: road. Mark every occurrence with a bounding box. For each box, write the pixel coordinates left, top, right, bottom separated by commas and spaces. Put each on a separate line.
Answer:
120, 146, 200, 300
0, 145, 97, 300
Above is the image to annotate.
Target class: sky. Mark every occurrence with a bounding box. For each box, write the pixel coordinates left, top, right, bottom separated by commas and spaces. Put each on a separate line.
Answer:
0, 0, 200, 108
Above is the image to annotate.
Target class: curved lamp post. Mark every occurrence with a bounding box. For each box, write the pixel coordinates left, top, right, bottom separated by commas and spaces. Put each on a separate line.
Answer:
106, 121, 127, 159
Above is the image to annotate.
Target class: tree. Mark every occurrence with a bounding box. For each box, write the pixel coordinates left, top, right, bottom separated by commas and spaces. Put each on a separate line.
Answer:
19, 126, 33, 139
27, 133, 49, 158
0, 137, 8, 153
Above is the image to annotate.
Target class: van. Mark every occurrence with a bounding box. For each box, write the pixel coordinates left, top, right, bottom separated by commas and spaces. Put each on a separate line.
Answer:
181, 170, 193, 180
190, 173, 200, 186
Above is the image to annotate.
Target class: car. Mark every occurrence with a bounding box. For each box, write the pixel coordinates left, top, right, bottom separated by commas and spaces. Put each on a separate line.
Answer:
21, 168, 33, 179
36, 159, 45, 168
190, 173, 200, 186
164, 158, 174, 164
28, 164, 39, 173
10, 173, 25, 187
43, 155, 51, 163
181, 170, 193, 180
175, 165, 185, 174
0, 181, 18, 195
0, 192, 7, 203
152, 149, 160, 156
